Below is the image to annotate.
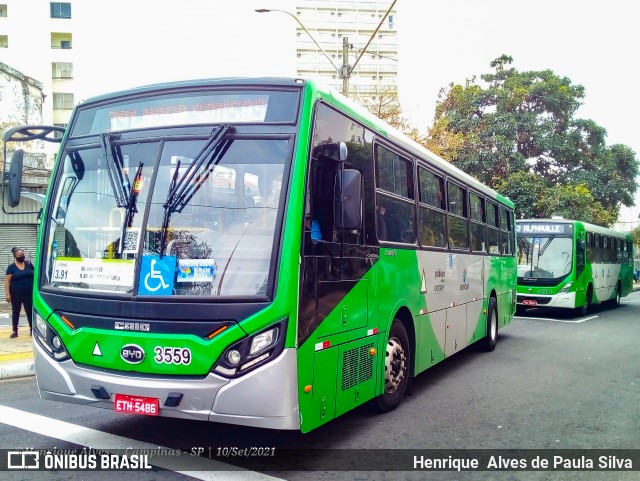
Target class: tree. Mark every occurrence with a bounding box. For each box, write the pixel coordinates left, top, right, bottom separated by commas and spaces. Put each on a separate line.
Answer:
358, 86, 417, 137
424, 55, 639, 225
632, 226, 640, 253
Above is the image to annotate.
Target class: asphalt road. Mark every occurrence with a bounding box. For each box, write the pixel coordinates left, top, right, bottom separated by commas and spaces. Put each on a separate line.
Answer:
1, 292, 639, 481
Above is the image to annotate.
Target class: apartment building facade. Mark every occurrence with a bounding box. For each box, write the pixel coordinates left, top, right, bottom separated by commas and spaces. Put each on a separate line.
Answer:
293, 0, 398, 100
1, 1, 75, 136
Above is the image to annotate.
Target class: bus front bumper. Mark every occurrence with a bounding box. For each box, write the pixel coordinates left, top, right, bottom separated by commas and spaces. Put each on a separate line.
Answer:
517, 291, 577, 309
34, 344, 300, 430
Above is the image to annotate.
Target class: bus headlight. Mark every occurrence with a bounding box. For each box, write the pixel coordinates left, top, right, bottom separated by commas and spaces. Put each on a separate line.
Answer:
250, 328, 277, 355
213, 320, 287, 379
34, 312, 70, 362
558, 282, 573, 294
226, 350, 241, 365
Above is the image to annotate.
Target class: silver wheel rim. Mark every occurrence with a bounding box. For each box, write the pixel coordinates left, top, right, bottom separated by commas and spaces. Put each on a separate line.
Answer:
384, 337, 406, 393
490, 309, 497, 341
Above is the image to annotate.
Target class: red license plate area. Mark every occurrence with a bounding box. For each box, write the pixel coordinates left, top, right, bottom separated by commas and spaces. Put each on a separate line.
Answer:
523, 299, 537, 306
114, 393, 159, 416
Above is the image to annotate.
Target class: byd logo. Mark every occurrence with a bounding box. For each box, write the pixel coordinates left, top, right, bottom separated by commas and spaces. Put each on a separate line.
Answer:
120, 344, 145, 364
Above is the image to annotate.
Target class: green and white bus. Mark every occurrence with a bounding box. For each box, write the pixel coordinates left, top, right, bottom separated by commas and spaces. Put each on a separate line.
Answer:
4, 78, 516, 432
516, 218, 634, 316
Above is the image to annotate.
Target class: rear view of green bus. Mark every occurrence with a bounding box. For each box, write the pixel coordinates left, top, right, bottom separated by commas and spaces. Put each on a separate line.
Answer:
4, 78, 516, 433
516, 219, 633, 315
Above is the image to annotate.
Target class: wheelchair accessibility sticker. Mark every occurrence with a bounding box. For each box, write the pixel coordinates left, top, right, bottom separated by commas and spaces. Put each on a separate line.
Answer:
138, 256, 176, 295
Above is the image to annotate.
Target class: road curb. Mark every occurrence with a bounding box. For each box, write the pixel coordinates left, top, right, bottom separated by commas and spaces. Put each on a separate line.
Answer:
0, 360, 35, 380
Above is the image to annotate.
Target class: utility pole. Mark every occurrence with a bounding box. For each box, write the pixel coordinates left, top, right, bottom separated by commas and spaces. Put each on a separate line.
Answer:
257, 0, 397, 99
342, 37, 350, 97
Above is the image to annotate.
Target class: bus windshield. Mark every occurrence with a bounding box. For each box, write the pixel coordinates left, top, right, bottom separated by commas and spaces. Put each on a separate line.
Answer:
44, 135, 288, 297
517, 235, 573, 280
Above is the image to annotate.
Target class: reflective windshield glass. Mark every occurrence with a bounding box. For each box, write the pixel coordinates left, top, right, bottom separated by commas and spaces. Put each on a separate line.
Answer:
45, 144, 156, 292
517, 236, 573, 279
44, 137, 288, 297
143, 139, 286, 297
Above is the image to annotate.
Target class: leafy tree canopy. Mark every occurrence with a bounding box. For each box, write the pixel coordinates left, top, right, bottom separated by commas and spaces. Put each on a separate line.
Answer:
423, 55, 638, 226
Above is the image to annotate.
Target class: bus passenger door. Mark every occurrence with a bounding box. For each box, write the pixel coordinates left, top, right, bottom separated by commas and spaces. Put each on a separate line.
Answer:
313, 167, 369, 338
298, 157, 374, 430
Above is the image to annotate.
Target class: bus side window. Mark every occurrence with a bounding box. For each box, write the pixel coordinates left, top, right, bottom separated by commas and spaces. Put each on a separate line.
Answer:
486, 201, 499, 254
447, 181, 468, 249
374, 144, 416, 244
576, 237, 586, 276
418, 167, 446, 248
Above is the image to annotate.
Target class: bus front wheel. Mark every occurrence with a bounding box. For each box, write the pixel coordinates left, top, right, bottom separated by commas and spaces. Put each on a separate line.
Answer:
375, 319, 410, 413
576, 285, 593, 317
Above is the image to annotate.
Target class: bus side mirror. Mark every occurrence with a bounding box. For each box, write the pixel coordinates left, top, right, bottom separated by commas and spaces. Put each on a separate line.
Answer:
8, 149, 24, 208
338, 142, 347, 161
334, 168, 362, 231
312, 142, 348, 162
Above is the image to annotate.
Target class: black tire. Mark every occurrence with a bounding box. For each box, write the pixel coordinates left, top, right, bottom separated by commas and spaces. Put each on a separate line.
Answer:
576, 285, 593, 317
375, 319, 410, 413
607, 284, 621, 308
481, 297, 498, 352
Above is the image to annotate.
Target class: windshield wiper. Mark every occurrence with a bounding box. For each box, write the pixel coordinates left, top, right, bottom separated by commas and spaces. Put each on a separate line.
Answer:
538, 235, 555, 257
100, 133, 128, 208
119, 161, 144, 256
517, 237, 532, 262
159, 124, 233, 257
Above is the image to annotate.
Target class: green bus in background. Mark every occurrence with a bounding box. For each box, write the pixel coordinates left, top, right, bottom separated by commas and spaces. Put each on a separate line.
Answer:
3, 78, 516, 433
516, 218, 634, 316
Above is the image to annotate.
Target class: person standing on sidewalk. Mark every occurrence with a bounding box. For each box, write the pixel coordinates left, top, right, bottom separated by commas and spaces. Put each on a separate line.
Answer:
4, 247, 34, 338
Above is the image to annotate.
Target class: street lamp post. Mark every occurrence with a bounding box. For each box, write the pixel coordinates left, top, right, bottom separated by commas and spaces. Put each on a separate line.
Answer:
256, 1, 396, 98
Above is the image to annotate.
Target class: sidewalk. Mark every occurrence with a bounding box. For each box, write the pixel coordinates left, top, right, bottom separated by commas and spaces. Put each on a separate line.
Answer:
0, 302, 35, 380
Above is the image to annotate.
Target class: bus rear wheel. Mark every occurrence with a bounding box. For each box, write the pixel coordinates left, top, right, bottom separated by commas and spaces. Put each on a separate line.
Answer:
375, 319, 410, 413
480, 297, 498, 352
607, 284, 621, 308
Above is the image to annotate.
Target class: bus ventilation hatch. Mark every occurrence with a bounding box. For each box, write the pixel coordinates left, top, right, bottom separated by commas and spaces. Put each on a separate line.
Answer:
341, 343, 374, 391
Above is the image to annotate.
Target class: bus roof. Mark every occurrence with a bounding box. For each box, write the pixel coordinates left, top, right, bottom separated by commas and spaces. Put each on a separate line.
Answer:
78, 77, 307, 106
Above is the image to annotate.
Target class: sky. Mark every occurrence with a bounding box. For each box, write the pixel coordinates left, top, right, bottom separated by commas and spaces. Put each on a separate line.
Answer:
63, 0, 640, 223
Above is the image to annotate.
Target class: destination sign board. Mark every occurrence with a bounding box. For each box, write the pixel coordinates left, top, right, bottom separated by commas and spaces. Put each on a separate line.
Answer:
515, 223, 572, 235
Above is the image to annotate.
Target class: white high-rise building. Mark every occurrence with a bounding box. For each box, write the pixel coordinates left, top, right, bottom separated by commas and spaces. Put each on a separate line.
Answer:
293, 0, 398, 100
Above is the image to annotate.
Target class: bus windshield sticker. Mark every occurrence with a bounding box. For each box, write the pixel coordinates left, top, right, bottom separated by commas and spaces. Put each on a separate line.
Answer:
177, 259, 216, 283
138, 255, 177, 295
122, 227, 141, 256
52, 257, 134, 286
